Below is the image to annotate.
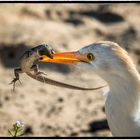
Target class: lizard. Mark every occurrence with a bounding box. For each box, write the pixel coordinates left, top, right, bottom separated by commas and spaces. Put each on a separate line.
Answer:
9, 44, 54, 91
10, 44, 106, 91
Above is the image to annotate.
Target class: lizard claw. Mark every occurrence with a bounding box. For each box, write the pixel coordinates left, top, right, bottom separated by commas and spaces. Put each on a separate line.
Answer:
9, 78, 18, 85
18, 79, 22, 85
9, 77, 22, 92
34, 71, 46, 83
35, 71, 47, 76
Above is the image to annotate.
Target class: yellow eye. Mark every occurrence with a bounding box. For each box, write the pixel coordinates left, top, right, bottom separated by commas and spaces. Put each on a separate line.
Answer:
87, 53, 95, 61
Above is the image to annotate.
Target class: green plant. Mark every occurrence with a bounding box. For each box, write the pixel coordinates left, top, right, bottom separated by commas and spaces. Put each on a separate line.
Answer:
8, 120, 24, 137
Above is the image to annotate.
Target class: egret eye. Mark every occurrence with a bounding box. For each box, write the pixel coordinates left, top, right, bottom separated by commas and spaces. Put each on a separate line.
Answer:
87, 53, 95, 61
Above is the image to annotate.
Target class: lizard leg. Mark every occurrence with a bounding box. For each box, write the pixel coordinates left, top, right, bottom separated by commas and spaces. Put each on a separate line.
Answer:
31, 64, 47, 76
31, 65, 46, 83
9, 68, 23, 91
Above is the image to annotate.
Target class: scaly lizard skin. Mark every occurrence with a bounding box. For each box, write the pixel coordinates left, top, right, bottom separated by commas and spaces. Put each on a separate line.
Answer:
9, 44, 54, 91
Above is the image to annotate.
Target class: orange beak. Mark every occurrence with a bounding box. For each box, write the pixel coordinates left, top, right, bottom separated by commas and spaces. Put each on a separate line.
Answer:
39, 51, 89, 64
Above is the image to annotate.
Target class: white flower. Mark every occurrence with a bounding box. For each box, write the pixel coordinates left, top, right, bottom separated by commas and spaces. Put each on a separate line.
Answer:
16, 120, 24, 128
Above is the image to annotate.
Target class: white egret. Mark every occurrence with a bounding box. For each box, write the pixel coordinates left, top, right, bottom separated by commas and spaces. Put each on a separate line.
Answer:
40, 41, 140, 136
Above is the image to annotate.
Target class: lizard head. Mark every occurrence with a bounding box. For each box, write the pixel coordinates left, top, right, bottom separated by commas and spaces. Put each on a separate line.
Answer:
34, 44, 55, 59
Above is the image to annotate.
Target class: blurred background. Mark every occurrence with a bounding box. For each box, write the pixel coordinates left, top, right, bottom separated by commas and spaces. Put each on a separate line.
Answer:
0, 3, 140, 136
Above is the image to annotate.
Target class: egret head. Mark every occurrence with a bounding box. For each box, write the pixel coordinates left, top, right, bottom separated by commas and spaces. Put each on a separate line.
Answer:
77, 41, 134, 76
40, 41, 135, 80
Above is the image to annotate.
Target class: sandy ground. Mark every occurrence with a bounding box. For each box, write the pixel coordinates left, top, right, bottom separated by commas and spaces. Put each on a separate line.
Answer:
0, 3, 140, 137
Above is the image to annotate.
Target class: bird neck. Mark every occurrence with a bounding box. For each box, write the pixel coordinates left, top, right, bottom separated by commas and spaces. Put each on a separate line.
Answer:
103, 66, 140, 136
104, 65, 140, 113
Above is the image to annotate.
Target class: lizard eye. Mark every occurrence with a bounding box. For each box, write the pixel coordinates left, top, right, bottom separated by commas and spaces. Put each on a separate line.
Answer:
39, 49, 46, 55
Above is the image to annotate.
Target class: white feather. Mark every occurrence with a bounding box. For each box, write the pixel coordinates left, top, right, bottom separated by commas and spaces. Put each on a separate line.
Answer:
78, 41, 140, 136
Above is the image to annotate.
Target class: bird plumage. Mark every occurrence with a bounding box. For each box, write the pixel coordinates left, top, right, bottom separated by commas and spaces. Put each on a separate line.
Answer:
78, 41, 140, 136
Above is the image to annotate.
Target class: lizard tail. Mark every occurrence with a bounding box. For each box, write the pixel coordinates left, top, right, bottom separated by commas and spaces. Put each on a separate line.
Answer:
26, 72, 107, 91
